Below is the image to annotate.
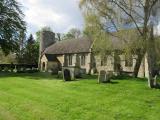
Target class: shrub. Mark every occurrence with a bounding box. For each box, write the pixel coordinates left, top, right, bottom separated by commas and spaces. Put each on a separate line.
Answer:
0, 66, 2, 72
4, 67, 9, 72
26, 69, 39, 73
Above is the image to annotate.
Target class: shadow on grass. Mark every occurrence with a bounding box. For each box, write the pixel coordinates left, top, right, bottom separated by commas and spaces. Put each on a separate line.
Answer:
81, 74, 98, 80
81, 74, 147, 84
0, 72, 96, 81
63, 79, 81, 82
98, 81, 119, 84
112, 75, 147, 82
109, 81, 119, 84
0, 72, 149, 84
0, 72, 59, 81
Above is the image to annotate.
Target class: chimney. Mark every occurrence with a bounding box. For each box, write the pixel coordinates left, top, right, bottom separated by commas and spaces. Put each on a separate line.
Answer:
40, 30, 55, 54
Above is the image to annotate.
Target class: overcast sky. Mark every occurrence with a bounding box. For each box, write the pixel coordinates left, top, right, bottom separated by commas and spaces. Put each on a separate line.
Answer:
16, 0, 84, 35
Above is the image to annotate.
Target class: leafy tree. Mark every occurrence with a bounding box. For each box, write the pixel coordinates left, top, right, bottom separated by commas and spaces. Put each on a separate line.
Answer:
36, 31, 41, 43
23, 34, 39, 64
0, 50, 17, 63
16, 30, 26, 63
80, 0, 160, 88
0, 0, 26, 55
56, 33, 62, 41
69, 28, 81, 39
63, 28, 82, 40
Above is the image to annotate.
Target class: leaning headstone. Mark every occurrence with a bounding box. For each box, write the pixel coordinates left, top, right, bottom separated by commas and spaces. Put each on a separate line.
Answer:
98, 70, 107, 83
63, 69, 71, 81
57, 71, 63, 78
98, 70, 112, 83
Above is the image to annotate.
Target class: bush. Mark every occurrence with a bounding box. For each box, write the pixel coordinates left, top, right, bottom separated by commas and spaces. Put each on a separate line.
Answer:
0, 64, 38, 73
57, 71, 63, 78
0, 66, 2, 72
26, 69, 39, 73
4, 67, 9, 72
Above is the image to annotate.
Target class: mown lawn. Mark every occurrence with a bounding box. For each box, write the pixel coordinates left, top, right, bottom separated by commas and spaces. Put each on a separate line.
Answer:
0, 73, 160, 120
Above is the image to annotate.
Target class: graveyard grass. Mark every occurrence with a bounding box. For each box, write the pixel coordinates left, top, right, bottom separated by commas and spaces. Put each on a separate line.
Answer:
0, 73, 160, 120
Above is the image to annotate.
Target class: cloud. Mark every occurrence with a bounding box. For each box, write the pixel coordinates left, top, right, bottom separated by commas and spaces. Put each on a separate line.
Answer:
16, 0, 84, 35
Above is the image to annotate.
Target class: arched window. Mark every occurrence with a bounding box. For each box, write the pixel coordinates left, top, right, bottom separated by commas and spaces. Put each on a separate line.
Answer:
81, 54, 86, 66
68, 55, 72, 66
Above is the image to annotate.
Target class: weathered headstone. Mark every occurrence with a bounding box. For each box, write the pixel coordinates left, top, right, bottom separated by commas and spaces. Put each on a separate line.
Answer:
63, 69, 71, 81
98, 70, 112, 83
57, 71, 63, 78
98, 70, 106, 83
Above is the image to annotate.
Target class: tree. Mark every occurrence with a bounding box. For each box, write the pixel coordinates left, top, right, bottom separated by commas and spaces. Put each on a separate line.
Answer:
56, 33, 62, 41
16, 30, 26, 63
69, 28, 81, 39
0, 50, 17, 63
80, 0, 160, 88
63, 28, 82, 40
0, 0, 26, 55
23, 34, 39, 64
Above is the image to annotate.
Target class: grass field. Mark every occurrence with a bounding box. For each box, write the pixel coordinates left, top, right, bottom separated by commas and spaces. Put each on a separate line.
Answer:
0, 73, 160, 120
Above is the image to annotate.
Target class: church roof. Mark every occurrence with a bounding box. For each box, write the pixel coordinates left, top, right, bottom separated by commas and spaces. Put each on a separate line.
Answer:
44, 37, 93, 55
43, 29, 141, 56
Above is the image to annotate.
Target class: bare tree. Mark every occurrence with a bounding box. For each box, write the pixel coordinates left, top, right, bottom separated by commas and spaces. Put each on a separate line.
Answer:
80, 0, 160, 88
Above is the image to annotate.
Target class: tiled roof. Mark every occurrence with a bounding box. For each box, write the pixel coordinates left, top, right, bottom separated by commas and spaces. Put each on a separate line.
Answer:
44, 37, 93, 55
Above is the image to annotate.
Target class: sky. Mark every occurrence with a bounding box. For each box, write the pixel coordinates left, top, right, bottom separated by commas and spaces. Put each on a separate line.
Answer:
16, 0, 160, 36
16, 0, 84, 35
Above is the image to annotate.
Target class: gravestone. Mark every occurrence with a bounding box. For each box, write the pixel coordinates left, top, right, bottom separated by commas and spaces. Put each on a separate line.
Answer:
98, 70, 106, 83
98, 70, 111, 83
63, 69, 71, 81
57, 71, 63, 78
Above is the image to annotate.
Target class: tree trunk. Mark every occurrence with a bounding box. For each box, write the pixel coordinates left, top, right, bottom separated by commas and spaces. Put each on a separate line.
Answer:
147, 44, 154, 88
133, 53, 144, 77
147, 26, 157, 88
147, 53, 154, 88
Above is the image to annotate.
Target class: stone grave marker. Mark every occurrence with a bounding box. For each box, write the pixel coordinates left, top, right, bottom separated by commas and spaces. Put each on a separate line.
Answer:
63, 69, 71, 81
98, 70, 112, 83
98, 70, 106, 83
